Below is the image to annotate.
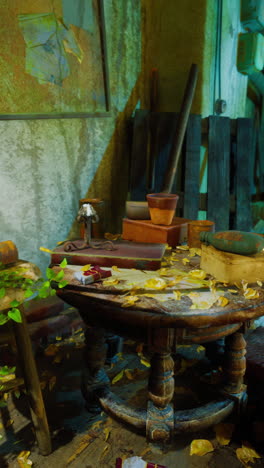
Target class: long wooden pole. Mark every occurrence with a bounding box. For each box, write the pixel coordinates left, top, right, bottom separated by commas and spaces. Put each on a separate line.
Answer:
161, 63, 198, 193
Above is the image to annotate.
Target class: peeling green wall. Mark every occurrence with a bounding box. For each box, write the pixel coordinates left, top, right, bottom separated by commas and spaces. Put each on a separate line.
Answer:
0, 0, 143, 273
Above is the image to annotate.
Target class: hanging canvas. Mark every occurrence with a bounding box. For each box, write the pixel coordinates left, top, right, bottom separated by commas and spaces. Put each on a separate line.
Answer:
0, 0, 110, 118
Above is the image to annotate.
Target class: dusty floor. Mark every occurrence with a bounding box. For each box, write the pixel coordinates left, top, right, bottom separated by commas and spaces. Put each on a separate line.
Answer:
0, 328, 264, 468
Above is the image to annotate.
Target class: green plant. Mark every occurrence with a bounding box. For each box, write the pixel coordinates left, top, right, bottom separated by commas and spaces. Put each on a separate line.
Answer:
0, 258, 68, 325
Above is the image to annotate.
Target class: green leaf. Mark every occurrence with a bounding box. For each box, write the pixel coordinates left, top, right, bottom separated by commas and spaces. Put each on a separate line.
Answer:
10, 300, 20, 308
50, 288, 57, 296
0, 366, 16, 375
59, 258, 68, 268
0, 287, 5, 299
54, 270, 64, 282
58, 280, 68, 289
0, 313, 8, 325
8, 308, 22, 323
46, 268, 56, 280
24, 289, 34, 298
38, 289, 49, 299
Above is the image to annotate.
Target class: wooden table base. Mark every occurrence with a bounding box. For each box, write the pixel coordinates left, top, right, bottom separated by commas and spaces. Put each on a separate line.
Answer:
81, 326, 247, 442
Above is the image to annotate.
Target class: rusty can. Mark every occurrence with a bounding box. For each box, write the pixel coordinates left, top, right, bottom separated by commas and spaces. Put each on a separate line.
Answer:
187, 220, 215, 248
0, 240, 18, 265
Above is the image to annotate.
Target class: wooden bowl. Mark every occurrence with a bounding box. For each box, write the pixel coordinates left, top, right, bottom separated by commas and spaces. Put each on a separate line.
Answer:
126, 201, 150, 220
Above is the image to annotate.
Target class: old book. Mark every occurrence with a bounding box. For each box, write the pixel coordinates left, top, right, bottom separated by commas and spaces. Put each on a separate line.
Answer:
50, 239, 166, 271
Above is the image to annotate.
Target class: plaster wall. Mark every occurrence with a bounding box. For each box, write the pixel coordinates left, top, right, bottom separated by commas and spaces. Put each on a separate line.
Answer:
0, 0, 143, 274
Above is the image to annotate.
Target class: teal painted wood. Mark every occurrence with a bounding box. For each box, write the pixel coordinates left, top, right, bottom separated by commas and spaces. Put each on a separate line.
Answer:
130, 109, 149, 201
235, 118, 253, 231
207, 116, 231, 230
183, 114, 201, 219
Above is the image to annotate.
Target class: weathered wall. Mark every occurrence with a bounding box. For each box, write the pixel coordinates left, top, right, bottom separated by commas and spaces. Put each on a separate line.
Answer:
0, 0, 143, 274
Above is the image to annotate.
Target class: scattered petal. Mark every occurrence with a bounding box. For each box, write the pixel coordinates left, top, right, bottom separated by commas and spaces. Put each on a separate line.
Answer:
228, 289, 238, 294
176, 245, 189, 250
17, 450, 33, 467
190, 439, 214, 456
103, 427, 110, 441
244, 288, 259, 300
257, 281, 262, 287
173, 290, 181, 300
182, 258, 190, 265
80, 264, 92, 271
217, 296, 229, 307
144, 278, 167, 290
124, 369, 134, 380
140, 357, 151, 368
112, 265, 121, 272
122, 295, 139, 307
189, 269, 207, 280
39, 247, 53, 254
102, 278, 119, 286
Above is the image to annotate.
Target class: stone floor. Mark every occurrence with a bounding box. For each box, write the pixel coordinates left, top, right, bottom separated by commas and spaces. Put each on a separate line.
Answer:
1, 328, 264, 468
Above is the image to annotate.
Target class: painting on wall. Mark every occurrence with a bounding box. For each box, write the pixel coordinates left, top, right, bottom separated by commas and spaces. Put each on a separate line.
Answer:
0, 0, 110, 118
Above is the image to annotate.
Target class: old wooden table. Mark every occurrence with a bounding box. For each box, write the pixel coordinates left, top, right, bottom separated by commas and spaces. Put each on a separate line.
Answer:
54, 251, 264, 442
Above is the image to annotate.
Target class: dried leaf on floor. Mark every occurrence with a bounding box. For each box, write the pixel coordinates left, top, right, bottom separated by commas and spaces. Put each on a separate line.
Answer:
103, 278, 120, 286
99, 444, 110, 461
236, 442, 261, 467
176, 245, 189, 250
48, 376, 56, 391
44, 344, 59, 357
190, 439, 214, 456
188, 269, 207, 280
67, 433, 96, 465
112, 265, 121, 272
173, 290, 181, 300
182, 258, 190, 265
112, 370, 124, 384
214, 422, 234, 445
140, 446, 152, 457
124, 369, 134, 380
17, 450, 33, 467
80, 264, 92, 271
103, 427, 110, 441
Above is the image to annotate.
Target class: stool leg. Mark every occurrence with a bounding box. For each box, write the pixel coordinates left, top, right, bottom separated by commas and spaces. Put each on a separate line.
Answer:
12, 305, 52, 455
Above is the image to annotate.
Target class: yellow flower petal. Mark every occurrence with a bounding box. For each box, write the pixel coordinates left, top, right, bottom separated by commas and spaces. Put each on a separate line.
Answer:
176, 245, 189, 250
81, 264, 92, 271
182, 258, 190, 265
140, 357, 151, 368
39, 247, 53, 254
189, 269, 207, 280
102, 278, 119, 286
190, 439, 214, 456
236, 443, 261, 466
189, 247, 202, 256
228, 289, 238, 294
257, 280, 262, 287
173, 290, 181, 300
217, 296, 229, 307
244, 288, 260, 300
144, 278, 167, 290
112, 265, 121, 272
122, 295, 139, 307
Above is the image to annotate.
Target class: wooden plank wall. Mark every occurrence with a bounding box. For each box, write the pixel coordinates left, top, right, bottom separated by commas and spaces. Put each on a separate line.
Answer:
130, 111, 254, 231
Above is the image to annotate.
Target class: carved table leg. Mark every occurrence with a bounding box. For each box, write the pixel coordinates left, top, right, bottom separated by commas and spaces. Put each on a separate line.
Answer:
222, 331, 247, 413
146, 329, 175, 442
81, 326, 110, 413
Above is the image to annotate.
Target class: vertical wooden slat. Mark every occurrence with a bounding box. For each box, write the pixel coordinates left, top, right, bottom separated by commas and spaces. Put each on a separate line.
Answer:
183, 114, 201, 219
130, 110, 150, 200
235, 118, 253, 231
207, 116, 230, 230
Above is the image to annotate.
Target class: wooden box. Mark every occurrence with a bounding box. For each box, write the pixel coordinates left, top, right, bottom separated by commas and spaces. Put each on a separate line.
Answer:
200, 244, 264, 283
122, 217, 189, 247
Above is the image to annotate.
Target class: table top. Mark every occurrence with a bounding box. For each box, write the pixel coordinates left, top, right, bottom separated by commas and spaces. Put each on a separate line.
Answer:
54, 247, 264, 329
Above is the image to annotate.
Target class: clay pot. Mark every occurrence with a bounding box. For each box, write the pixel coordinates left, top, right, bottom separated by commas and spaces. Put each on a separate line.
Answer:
146, 193, 179, 225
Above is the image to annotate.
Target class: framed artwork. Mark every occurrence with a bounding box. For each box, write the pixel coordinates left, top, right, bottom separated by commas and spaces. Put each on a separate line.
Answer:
0, 0, 110, 119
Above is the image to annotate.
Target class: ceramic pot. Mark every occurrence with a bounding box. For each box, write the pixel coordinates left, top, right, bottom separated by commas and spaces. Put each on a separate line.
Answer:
146, 193, 179, 225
